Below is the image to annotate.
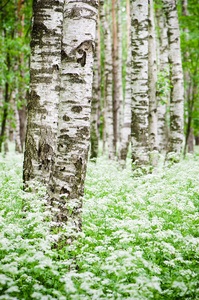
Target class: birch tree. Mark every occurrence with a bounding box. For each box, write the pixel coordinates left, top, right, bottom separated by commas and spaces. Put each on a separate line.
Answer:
17, 0, 26, 151
90, 17, 100, 160
118, 0, 131, 165
23, 0, 64, 184
148, 0, 158, 165
48, 0, 98, 232
112, 0, 118, 154
131, 0, 149, 167
117, 0, 124, 143
162, 0, 184, 156
155, 4, 169, 152
100, 0, 114, 159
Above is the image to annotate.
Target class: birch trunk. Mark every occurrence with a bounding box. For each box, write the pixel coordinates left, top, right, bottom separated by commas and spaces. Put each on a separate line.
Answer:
118, 0, 131, 165
131, 0, 149, 166
148, 0, 158, 165
23, 0, 64, 185
155, 6, 169, 152
48, 0, 98, 233
117, 0, 124, 143
100, 0, 114, 159
13, 90, 23, 153
162, 0, 184, 155
112, 0, 118, 154
99, 1, 106, 154
97, 15, 102, 141
17, 0, 26, 151
118, 45, 131, 165
90, 16, 100, 160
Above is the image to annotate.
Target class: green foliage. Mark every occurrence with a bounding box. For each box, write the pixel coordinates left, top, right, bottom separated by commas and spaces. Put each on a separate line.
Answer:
0, 0, 32, 134
0, 147, 199, 299
156, 70, 172, 105
178, 0, 199, 136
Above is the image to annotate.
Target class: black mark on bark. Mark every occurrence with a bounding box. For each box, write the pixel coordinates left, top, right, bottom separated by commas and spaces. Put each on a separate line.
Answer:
63, 115, 70, 121
71, 106, 82, 113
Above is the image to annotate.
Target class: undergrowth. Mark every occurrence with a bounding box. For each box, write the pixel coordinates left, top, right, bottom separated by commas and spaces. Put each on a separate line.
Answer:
0, 149, 199, 299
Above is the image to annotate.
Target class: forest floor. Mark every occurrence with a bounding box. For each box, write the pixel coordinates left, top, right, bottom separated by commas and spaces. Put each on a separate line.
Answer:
0, 144, 199, 299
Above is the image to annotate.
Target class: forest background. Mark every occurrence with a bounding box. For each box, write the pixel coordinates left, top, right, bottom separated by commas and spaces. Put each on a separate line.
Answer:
1, 0, 199, 159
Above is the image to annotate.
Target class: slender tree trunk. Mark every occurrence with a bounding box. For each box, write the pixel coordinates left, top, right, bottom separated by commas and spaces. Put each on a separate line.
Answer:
0, 49, 11, 153
13, 89, 23, 153
118, 46, 131, 165
184, 80, 197, 156
148, 0, 158, 166
99, 0, 106, 155
117, 0, 124, 144
97, 14, 101, 142
0, 82, 9, 152
195, 135, 199, 146
162, 0, 184, 156
118, 0, 131, 165
155, 5, 169, 152
182, 0, 193, 157
100, 0, 114, 159
90, 16, 100, 160
17, 0, 26, 151
4, 124, 9, 154
23, 0, 64, 185
48, 0, 98, 235
131, 0, 149, 167
112, 0, 118, 155
181, 0, 189, 103
188, 127, 194, 153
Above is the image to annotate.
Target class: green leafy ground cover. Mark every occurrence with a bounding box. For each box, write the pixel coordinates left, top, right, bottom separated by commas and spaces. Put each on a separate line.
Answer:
0, 149, 199, 299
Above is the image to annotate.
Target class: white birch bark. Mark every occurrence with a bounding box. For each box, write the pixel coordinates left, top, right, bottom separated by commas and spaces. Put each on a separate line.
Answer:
118, 0, 131, 165
100, 0, 114, 159
48, 0, 98, 231
97, 15, 102, 141
162, 0, 184, 155
118, 45, 131, 165
131, 0, 149, 166
23, 0, 64, 184
112, 0, 118, 154
98, 1, 106, 154
156, 7, 169, 152
90, 18, 99, 160
148, 0, 158, 165
117, 0, 124, 142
